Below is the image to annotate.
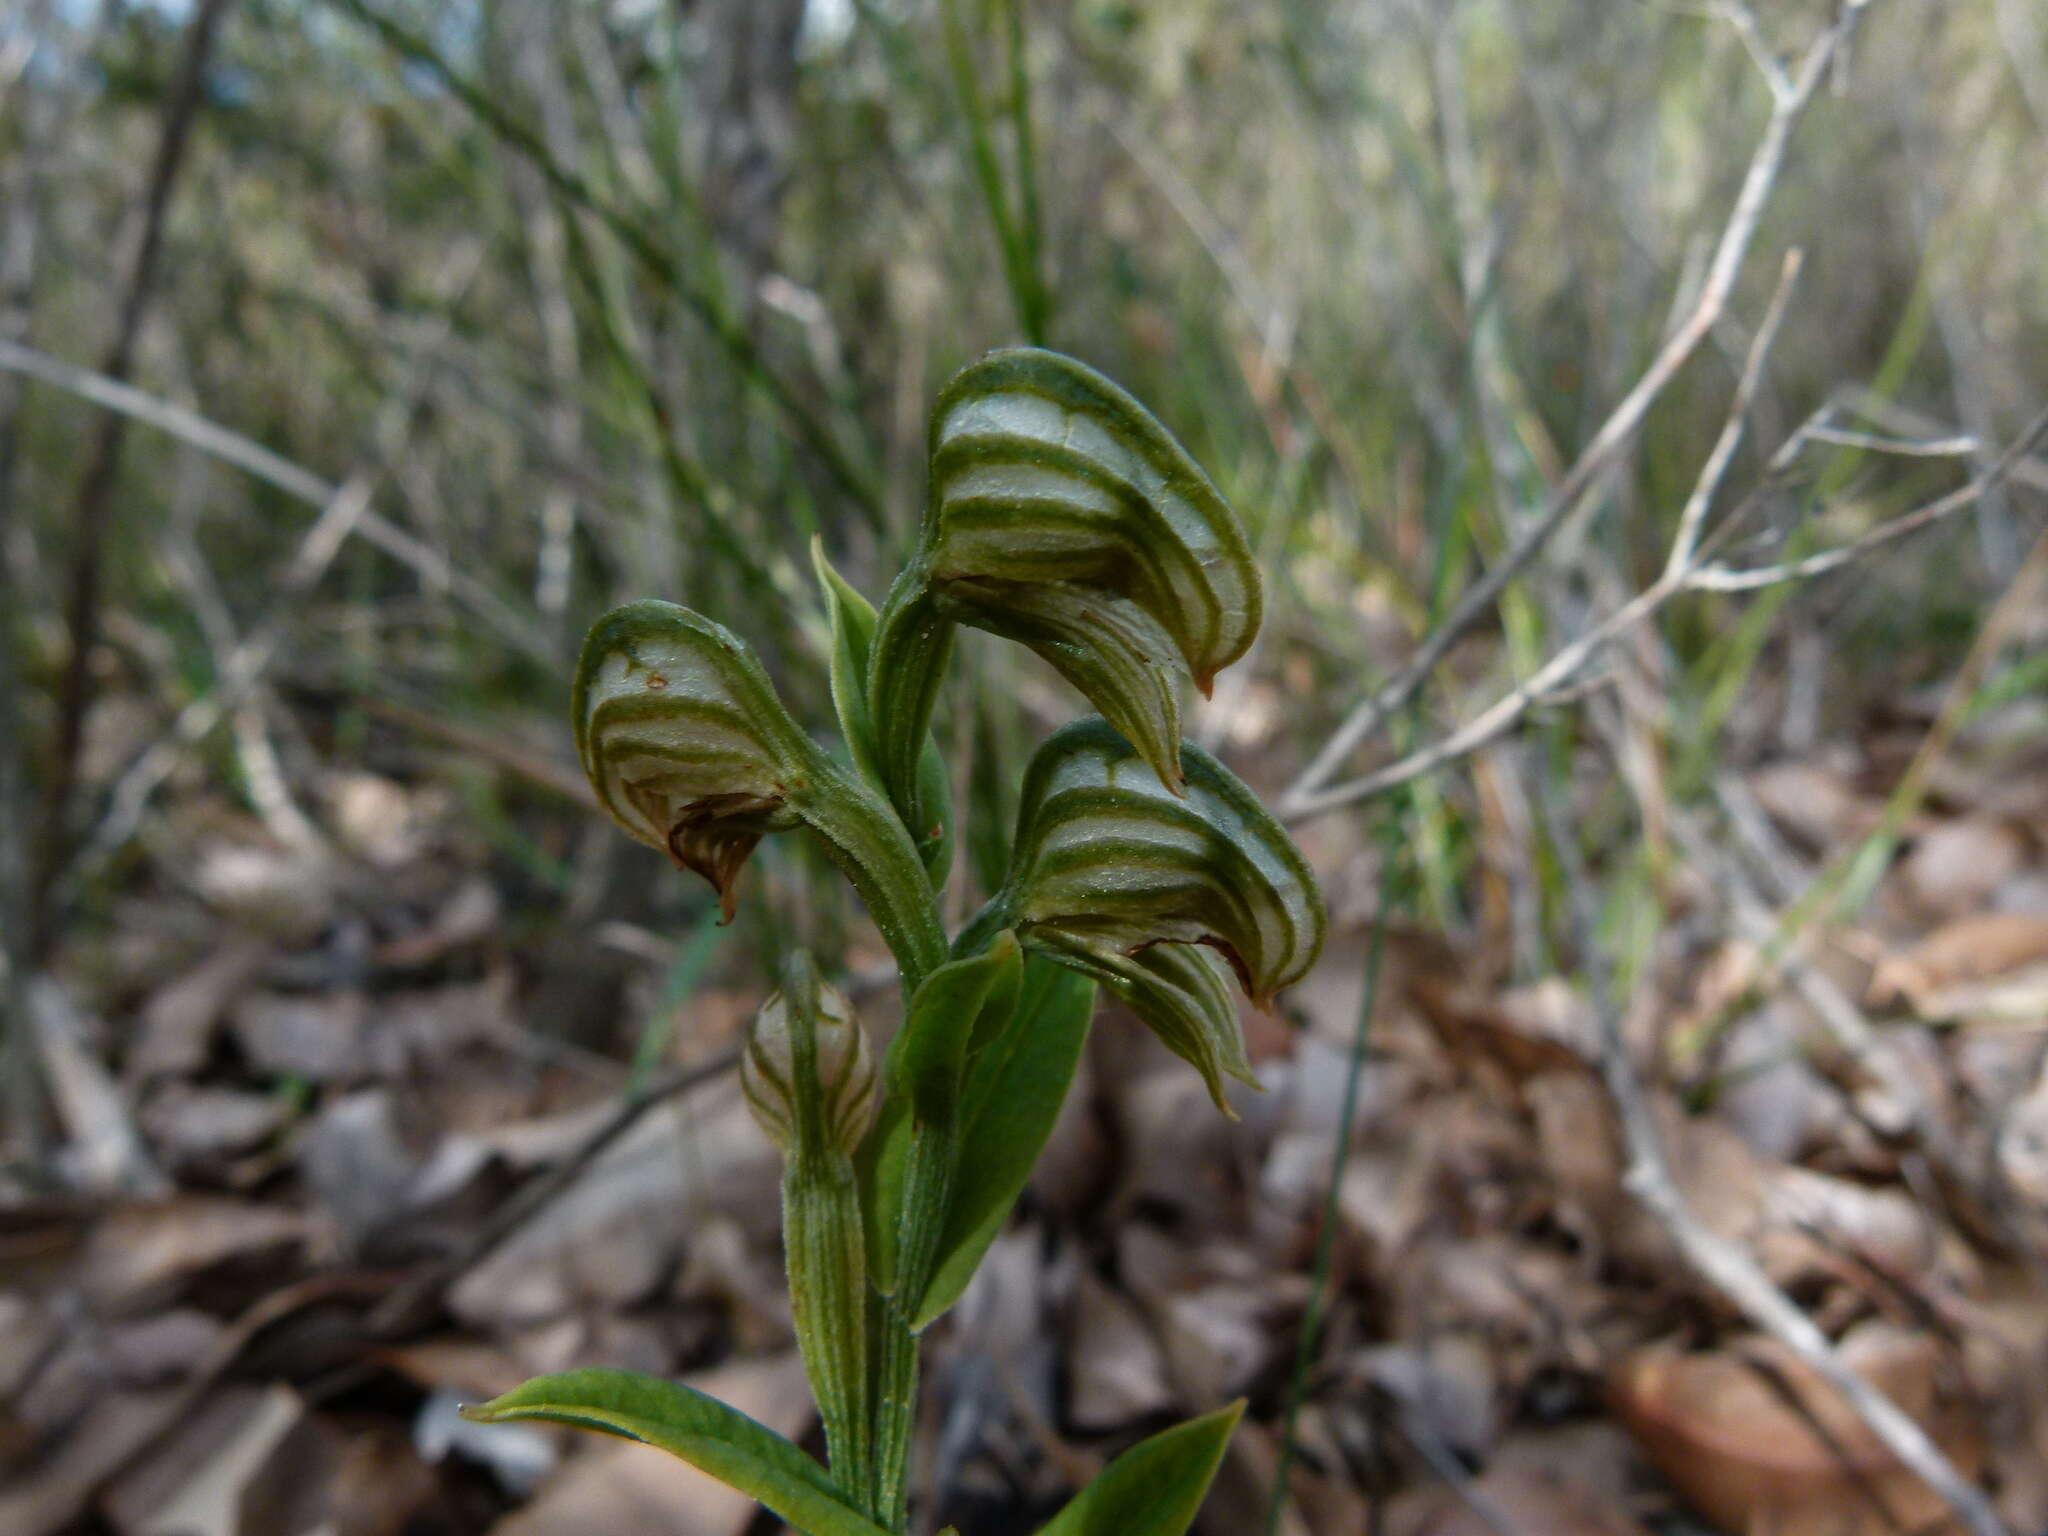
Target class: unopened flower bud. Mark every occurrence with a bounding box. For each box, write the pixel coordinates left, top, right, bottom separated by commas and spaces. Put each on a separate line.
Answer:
741, 956, 877, 1163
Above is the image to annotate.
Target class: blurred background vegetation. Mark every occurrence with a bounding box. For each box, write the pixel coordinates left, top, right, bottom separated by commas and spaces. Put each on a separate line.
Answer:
4, 0, 2044, 1014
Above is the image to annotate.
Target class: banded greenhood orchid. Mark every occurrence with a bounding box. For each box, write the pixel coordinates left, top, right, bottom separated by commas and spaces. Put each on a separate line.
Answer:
573, 600, 947, 988
869, 348, 1261, 814
574, 600, 815, 920
969, 717, 1325, 1111
741, 958, 879, 1162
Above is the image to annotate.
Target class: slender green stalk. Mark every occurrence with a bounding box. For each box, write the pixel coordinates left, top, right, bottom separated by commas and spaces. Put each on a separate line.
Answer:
871, 1120, 959, 1526
1263, 840, 1401, 1534
941, 0, 1047, 344
325, 0, 887, 536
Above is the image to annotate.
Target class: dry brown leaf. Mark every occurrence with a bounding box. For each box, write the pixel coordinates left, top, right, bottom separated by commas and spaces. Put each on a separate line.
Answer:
81, 1197, 309, 1314
1747, 759, 1893, 853
1067, 1271, 1174, 1429
230, 990, 371, 1083
139, 1084, 289, 1173
1610, 1325, 1983, 1536
1897, 819, 2030, 923
127, 941, 267, 1083
1202, 1415, 1370, 1536
1390, 1462, 1653, 1536
448, 1078, 776, 1328
1868, 912, 2048, 1017
101, 1383, 334, 1536
0, 1387, 192, 1536
372, 874, 501, 967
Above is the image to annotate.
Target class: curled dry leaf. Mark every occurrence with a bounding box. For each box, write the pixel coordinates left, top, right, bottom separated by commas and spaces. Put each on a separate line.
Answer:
1867, 912, 2048, 1019
1610, 1325, 1983, 1536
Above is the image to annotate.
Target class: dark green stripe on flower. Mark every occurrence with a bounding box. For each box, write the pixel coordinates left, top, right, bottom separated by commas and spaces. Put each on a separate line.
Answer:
869, 348, 1261, 809
977, 717, 1326, 1111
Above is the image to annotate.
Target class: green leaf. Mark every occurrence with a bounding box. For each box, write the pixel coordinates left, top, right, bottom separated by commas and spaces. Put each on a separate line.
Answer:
912, 955, 1093, 1328
817, 540, 953, 885
867, 936, 1023, 1294
462, 1369, 891, 1536
1035, 1400, 1244, 1536
810, 538, 883, 789
913, 732, 957, 887
887, 933, 1022, 1125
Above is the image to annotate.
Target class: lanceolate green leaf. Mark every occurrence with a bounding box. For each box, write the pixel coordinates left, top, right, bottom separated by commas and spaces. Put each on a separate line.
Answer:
913, 955, 1093, 1328
869, 346, 1262, 807
816, 541, 954, 885
866, 935, 1022, 1298
887, 932, 1022, 1126
810, 538, 884, 789
1035, 1399, 1245, 1536
461, 1369, 890, 1536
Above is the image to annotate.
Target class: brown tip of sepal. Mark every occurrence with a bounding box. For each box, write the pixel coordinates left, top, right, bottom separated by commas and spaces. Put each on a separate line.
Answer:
666, 793, 787, 924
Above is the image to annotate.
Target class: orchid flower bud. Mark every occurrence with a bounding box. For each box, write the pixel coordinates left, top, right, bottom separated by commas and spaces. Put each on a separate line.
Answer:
740, 956, 877, 1163
869, 348, 1261, 813
973, 717, 1325, 1111
737, 954, 877, 1505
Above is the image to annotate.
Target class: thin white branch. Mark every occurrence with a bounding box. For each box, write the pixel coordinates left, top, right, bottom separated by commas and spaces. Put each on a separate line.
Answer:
1797, 424, 1979, 457
1282, 3, 1866, 818
0, 337, 552, 668
1532, 765, 2007, 1536
1665, 248, 1802, 576
1691, 407, 2048, 592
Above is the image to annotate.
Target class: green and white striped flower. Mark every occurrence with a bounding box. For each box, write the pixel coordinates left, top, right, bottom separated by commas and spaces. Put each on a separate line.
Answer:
869, 348, 1261, 810
969, 717, 1325, 1110
574, 600, 946, 985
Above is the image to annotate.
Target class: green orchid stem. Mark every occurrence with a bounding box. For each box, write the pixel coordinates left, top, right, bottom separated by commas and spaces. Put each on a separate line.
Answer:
872, 1118, 958, 1529
784, 1153, 879, 1520
798, 772, 948, 994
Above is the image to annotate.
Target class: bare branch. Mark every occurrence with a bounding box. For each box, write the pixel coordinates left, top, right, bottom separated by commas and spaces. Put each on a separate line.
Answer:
1282, 3, 1868, 819
1691, 406, 2048, 592
0, 338, 553, 669
1533, 757, 2008, 1536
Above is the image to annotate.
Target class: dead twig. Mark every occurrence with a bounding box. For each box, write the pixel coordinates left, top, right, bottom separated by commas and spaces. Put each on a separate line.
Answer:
1532, 758, 2008, 1536
29, 0, 236, 963
1282, 1, 1868, 820
0, 338, 554, 670
1280, 349, 2048, 819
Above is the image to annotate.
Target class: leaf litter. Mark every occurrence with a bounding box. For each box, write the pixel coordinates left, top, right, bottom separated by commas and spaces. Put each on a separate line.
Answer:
6, 697, 2048, 1536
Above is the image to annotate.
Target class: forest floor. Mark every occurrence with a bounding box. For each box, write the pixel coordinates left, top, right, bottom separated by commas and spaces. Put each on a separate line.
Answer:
5, 679, 2048, 1536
